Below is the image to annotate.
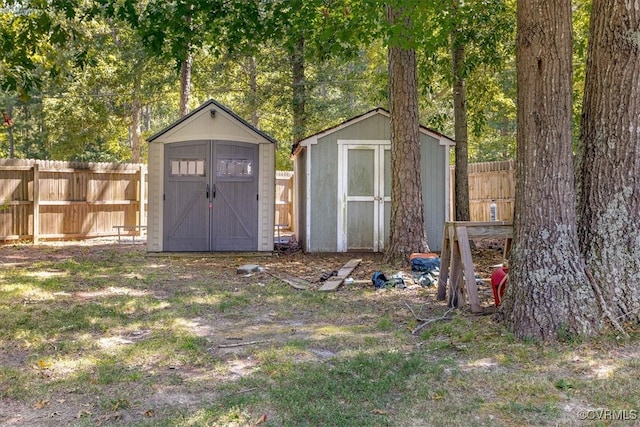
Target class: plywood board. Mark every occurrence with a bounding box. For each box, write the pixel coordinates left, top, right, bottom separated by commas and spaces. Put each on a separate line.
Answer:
318, 258, 361, 292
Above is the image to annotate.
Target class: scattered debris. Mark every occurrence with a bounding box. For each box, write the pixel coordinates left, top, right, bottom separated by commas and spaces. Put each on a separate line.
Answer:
319, 270, 338, 282
410, 253, 441, 287
234, 387, 258, 394
274, 237, 301, 255
408, 306, 455, 335
265, 270, 312, 290
318, 259, 361, 292
236, 264, 264, 274
218, 340, 272, 348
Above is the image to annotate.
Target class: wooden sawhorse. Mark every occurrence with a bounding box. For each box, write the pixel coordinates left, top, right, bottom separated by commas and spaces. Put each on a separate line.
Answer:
436, 221, 513, 313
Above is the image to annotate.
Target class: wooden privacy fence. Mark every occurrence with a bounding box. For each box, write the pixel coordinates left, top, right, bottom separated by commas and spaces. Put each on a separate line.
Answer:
0, 159, 147, 243
275, 171, 294, 230
1, 157, 511, 243
450, 160, 515, 222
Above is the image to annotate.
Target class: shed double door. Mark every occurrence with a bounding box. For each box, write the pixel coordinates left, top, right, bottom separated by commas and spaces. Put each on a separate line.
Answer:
163, 140, 258, 251
338, 142, 391, 252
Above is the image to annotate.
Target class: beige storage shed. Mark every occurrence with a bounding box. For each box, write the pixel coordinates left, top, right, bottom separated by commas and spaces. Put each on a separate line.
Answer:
146, 99, 276, 252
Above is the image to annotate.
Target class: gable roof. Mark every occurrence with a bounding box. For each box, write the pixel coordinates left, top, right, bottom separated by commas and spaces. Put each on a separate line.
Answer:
291, 107, 454, 156
148, 99, 277, 144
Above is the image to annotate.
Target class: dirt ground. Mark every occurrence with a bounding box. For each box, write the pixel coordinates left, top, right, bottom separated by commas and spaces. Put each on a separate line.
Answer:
0, 237, 507, 426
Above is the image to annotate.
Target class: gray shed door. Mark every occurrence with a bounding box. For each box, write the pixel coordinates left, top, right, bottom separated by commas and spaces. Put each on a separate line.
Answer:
164, 140, 258, 251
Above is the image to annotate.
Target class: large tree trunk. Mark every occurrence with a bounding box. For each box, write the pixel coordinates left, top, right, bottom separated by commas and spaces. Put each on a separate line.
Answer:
291, 37, 306, 144
179, 51, 192, 117
577, 0, 640, 324
247, 55, 259, 127
383, 5, 428, 265
451, 13, 470, 222
500, 0, 601, 340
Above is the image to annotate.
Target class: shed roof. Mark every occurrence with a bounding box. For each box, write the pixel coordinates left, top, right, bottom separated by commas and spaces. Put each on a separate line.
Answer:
291, 108, 455, 156
148, 99, 277, 144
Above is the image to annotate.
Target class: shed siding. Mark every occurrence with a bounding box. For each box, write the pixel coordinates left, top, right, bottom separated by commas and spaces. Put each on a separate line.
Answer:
309, 114, 391, 252
294, 150, 307, 250
152, 110, 265, 145
420, 134, 446, 251
309, 135, 338, 252
258, 143, 275, 250
147, 142, 163, 252
294, 109, 452, 253
147, 100, 276, 252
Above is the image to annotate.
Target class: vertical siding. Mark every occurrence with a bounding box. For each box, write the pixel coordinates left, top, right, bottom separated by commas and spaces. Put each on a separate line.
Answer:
294, 151, 307, 250
257, 143, 275, 251
147, 142, 163, 251
297, 112, 451, 253
420, 135, 446, 251
309, 136, 339, 252
309, 114, 391, 252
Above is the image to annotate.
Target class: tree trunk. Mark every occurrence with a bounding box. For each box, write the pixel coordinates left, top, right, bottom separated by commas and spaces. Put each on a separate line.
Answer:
577, 0, 640, 323
383, 5, 428, 266
451, 16, 470, 223
130, 97, 142, 163
179, 50, 192, 117
291, 37, 306, 144
499, 0, 601, 340
247, 55, 259, 127
7, 105, 15, 159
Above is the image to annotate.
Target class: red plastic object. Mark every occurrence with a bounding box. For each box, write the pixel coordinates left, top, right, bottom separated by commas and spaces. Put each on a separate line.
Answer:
491, 266, 509, 306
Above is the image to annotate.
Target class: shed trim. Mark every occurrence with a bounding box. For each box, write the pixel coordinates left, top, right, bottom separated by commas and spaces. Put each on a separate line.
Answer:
336, 139, 390, 252
305, 142, 312, 251
291, 108, 455, 157
148, 99, 276, 144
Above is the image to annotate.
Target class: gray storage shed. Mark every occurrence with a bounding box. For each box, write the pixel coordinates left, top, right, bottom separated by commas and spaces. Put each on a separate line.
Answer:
292, 108, 454, 252
146, 99, 276, 252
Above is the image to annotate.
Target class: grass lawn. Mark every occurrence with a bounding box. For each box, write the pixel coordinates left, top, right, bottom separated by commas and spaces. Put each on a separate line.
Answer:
0, 241, 639, 426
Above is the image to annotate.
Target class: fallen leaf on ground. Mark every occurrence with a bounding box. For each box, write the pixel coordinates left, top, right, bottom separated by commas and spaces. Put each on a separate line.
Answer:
34, 400, 49, 409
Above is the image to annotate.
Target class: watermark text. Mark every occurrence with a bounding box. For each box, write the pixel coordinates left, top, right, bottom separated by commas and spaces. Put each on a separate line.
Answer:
577, 409, 637, 421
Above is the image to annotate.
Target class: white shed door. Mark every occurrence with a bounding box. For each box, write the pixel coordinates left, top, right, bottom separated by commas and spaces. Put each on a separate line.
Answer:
337, 141, 391, 252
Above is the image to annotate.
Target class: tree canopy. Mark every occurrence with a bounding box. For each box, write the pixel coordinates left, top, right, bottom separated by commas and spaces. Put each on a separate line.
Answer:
1, 0, 518, 165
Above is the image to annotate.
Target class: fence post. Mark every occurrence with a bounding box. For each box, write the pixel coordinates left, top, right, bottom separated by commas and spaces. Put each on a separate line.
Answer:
32, 163, 40, 244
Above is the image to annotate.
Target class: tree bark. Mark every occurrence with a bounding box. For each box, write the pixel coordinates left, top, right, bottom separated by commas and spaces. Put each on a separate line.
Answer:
130, 97, 142, 163
291, 37, 306, 144
247, 55, 259, 127
500, 0, 602, 340
179, 50, 192, 117
7, 105, 15, 159
451, 17, 470, 223
577, 0, 640, 323
383, 5, 429, 265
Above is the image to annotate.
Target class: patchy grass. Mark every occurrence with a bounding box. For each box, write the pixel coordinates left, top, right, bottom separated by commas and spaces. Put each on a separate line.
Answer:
1, 242, 639, 426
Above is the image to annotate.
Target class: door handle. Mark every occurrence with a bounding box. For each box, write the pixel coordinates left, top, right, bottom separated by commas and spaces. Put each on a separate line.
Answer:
206, 184, 210, 199
213, 184, 217, 199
